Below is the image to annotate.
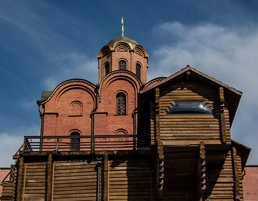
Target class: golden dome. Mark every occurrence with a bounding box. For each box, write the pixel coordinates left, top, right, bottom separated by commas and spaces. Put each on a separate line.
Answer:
107, 37, 138, 50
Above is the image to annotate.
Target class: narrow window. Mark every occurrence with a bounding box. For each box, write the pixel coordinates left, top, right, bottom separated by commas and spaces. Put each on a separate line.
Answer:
70, 132, 80, 151
117, 93, 126, 115
119, 60, 126, 70
105, 62, 110, 75
136, 63, 141, 79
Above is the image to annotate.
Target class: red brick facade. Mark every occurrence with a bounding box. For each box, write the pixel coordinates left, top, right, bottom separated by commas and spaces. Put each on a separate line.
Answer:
243, 165, 258, 201
39, 37, 148, 139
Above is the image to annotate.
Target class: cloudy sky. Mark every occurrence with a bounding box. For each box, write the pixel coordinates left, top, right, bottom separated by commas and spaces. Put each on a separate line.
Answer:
1, 0, 258, 167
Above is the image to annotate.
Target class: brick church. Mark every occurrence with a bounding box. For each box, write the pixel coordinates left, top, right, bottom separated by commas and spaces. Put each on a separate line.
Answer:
0, 30, 251, 201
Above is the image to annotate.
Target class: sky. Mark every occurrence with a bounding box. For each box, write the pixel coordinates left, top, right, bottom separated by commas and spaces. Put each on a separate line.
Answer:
0, 0, 258, 167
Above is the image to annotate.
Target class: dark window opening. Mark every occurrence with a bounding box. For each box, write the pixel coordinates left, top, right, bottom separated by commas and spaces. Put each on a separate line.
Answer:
70, 132, 80, 151
165, 100, 213, 115
117, 93, 126, 115
105, 63, 110, 75
119, 60, 126, 70
136, 63, 141, 79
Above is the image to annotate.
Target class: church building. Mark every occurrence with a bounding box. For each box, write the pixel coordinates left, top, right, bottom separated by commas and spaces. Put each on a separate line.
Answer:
1, 29, 251, 201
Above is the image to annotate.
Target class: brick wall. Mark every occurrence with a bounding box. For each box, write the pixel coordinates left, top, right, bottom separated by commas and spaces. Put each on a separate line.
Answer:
243, 165, 258, 201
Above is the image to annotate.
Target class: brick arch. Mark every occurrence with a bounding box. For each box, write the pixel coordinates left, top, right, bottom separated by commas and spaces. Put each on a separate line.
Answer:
99, 70, 142, 104
115, 128, 128, 135
115, 89, 128, 96
69, 129, 82, 135
100, 70, 142, 89
41, 79, 96, 106
69, 101, 83, 116
54, 84, 97, 122
118, 58, 129, 63
56, 86, 95, 105
114, 42, 131, 52
97, 45, 111, 58
135, 45, 148, 57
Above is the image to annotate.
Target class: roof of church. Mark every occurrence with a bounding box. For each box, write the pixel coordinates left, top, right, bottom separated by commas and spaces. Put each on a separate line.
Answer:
107, 36, 139, 50
40, 91, 52, 101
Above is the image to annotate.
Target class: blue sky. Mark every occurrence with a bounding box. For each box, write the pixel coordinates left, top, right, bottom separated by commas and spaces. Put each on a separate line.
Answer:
1, 0, 258, 166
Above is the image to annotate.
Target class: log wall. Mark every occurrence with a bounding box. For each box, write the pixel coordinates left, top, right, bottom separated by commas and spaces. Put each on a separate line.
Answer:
1, 182, 14, 200
108, 158, 155, 201
206, 150, 234, 200
162, 147, 198, 201
21, 162, 46, 201
158, 82, 224, 145
52, 161, 100, 201
10, 155, 155, 201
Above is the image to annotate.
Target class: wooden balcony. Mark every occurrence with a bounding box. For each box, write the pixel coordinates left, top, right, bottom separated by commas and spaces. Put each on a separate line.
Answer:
16, 134, 149, 154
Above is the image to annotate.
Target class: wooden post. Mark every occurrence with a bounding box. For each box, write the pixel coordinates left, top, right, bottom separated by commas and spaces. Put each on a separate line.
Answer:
155, 87, 164, 199
103, 154, 109, 201
155, 87, 160, 139
96, 158, 102, 201
219, 87, 227, 144
156, 147, 164, 200
16, 157, 24, 201
197, 141, 206, 200
12, 161, 18, 200
46, 154, 53, 201
232, 147, 241, 201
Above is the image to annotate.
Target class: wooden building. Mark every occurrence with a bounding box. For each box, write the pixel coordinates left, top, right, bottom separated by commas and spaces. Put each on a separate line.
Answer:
0, 35, 251, 201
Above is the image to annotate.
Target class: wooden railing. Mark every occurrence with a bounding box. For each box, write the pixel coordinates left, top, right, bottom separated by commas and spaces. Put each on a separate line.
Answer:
17, 134, 149, 153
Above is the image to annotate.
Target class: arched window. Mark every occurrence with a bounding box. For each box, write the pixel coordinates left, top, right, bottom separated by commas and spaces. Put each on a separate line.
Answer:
136, 63, 141, 79
116, 93, 126, 115
70, 132, 80, 151
105, 62, 110, 75
119, 60, 126, 70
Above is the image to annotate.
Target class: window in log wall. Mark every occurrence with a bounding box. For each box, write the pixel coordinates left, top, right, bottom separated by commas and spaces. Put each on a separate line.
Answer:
165, 100, 213, 115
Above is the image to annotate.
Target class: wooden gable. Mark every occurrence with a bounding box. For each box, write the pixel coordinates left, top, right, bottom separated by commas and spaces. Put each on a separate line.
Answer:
139, 66, 242, 146
141, 66, 242, 125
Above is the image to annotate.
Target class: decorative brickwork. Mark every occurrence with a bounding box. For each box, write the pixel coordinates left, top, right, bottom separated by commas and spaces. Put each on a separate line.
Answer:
97, 37, 148, 83
243, 165, 258, 201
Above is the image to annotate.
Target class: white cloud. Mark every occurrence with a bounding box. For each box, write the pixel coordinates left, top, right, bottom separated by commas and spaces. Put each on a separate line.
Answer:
43, 77, 59, 91
42, 53, 98, 90
60, 53, 98, 82
0, 126, 39, 167
150, 22, 258, 164
0, 133, 23, 167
